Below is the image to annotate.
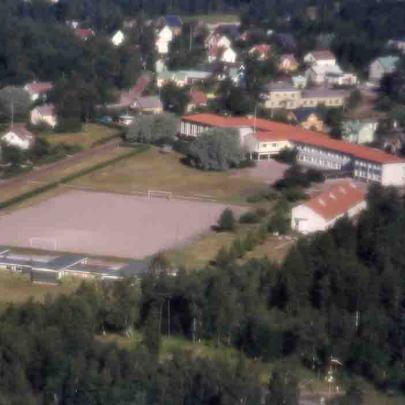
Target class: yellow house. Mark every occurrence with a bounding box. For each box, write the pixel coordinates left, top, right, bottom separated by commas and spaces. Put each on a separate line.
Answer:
287, 108, 325, 132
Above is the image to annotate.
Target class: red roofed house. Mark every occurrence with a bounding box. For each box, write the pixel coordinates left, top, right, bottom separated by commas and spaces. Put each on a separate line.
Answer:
186, 89, 208, 112
180, 113, 405, 186
1, 125, 35, 150
278, 54, 299, 73
74, 28, 95, 41
248, 44, 272, 61
291, 181, 366, 234
24, 81, 53, 102
30, 104, 57, 128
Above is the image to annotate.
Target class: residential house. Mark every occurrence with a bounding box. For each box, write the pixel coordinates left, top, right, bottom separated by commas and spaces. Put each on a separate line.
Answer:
278, 54, 299, 73
30, 104, 57, 128
291, 181, 366, 234
186, 89, 208, 112
74, 28, 95, 41
157, 70, 211, 88
248, 44, 271, 61
131, 96, 163, 114
263, 83, 347, 110
387, 37, 405, 53
155, 25, 174, 55
263, 82, 301, 109
1, 125, 34, 150
341, 119, 378, 144
288, 108, 325, 132
292, 75, 308, 89
159, 15, 183, 36
111, 30, 125, 47
369, 56, 400, 82
304, 50, 337, 67
307, 64, 357, 86
180, 113, 405, 186
24, 81, 53, 102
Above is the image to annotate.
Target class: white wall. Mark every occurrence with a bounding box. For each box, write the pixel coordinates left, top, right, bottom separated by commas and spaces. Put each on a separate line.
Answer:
291, 205, 327, 234
381, 163, 405, 186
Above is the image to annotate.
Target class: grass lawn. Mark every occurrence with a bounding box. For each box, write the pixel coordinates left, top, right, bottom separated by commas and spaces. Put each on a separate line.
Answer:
182, 14, 239, 24
70, 147, 267, 204
166, 229, 238, 270
0, 271, 80, 309
243, 235, 295, 263
42, 124, 121, 149
0, 147, 129, 207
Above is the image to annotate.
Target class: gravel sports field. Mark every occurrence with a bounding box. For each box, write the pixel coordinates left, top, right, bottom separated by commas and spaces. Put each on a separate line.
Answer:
0, 190, 234, 259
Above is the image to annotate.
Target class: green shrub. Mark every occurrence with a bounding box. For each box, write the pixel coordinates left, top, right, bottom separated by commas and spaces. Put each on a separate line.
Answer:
216, 208, 236, 232
239, 211, 260, 224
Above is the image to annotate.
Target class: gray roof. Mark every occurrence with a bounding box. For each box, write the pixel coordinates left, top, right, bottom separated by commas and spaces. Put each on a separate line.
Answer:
118, 260, 149, 278
45, 255, 86, 270
0, 247, 10, 255
133, 96, 162, 110
302, 88, 348, 99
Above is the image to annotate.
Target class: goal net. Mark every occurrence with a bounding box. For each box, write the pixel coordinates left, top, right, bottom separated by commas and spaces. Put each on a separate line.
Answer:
29, 237, 58, 251
147, 190, 173, 200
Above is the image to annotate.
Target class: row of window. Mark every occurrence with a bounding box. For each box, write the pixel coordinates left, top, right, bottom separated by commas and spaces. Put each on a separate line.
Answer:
298, 155, 341, 170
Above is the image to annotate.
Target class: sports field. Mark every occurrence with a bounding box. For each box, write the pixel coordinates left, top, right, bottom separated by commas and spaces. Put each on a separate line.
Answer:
0, 190, 238, 259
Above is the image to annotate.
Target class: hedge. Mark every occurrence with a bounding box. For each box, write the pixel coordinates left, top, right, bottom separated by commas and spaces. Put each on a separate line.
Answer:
0, 145, 149, 210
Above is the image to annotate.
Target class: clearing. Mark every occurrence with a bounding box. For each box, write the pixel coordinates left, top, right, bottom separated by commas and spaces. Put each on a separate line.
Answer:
42, 123, 121, 149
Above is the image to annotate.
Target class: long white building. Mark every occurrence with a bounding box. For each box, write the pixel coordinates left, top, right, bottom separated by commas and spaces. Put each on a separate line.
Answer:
291, 181, 366, 234
180, 114, 405, 187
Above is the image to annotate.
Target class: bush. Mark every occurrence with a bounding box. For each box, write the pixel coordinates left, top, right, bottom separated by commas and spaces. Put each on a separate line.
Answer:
274, 148, 297, 164
281, 187, 307, 202
268, 211, 289, 235
239, 211, 261, 224
216, 208, 236, 232
187, 128, 243, 171
306, 168, 324, 183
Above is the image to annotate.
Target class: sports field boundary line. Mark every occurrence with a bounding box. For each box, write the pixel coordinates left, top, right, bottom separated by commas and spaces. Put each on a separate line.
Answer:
61, 183, 221, 204
0, 145, 149, 211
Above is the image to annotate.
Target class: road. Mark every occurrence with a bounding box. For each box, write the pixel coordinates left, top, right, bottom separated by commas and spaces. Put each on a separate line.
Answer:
0, 139, 120, 198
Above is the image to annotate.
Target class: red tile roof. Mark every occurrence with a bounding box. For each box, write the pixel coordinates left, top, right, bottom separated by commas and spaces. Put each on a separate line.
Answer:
181, 113, 405, 164
249, 44, 272, 57
25, 81, 53, 95
304, 181, 365, 221
189, 89, 208, 106
74, 28, 94, 40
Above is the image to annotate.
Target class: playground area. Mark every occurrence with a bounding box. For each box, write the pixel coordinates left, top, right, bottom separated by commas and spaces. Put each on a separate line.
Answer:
0, 190, 237, 259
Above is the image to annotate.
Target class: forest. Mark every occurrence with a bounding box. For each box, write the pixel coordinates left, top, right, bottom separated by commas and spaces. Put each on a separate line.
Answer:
0, 185, 404, 403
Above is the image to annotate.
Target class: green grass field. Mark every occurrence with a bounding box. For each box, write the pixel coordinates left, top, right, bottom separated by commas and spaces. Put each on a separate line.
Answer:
43, 123, 121, 149
70, 147, 267, 204
0, 272, 80, 309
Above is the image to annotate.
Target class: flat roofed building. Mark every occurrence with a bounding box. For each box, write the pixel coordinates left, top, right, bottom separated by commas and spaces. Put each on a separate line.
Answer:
291, 181, 366, 234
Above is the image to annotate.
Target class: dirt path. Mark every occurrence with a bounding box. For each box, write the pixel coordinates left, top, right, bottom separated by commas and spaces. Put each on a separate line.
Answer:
0, 140, 120, 198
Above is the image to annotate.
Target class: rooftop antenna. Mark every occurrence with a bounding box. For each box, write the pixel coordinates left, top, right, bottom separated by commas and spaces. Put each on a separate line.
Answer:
10, 100, 14, 128
253, 104, 257, 134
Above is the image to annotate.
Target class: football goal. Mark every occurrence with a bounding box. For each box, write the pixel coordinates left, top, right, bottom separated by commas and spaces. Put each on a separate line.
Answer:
147, 190, 173, 200
29, 237, 58, 251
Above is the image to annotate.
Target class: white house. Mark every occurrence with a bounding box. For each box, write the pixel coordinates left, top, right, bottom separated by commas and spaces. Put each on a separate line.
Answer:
1, 125, 34, 150
155, 26, 174, 55
304, 50, 336, 67
221, 47, 237, 64
291, 181, 366, 234
24, 81, 53, 102
369, 56, 400, 83
111, 30, 125, 47
30, 104, 57, 128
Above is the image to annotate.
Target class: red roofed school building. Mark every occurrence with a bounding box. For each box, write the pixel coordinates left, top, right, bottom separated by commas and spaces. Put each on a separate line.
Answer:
180, 113, 405, 186
291, 181, 366, 234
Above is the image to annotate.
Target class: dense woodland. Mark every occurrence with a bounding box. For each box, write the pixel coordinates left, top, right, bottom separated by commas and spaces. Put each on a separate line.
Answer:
0, 186, 404, 403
